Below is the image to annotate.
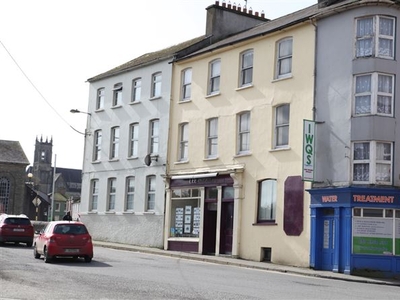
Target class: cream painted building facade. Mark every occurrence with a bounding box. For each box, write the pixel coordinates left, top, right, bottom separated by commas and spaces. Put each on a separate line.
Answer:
165, 12, 316, 266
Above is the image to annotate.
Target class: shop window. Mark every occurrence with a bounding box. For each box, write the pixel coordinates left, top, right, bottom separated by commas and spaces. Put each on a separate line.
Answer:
170, 188, 200, 238
205, 187, 218, 201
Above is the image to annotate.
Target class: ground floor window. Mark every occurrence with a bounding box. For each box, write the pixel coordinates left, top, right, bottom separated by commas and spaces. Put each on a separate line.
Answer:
352, 208, 400, 255
170, 188, 200, 238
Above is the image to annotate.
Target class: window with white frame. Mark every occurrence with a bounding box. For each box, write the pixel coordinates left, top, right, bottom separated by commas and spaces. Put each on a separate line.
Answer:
356, 16, 395, 59
179, 123, 188, 161
146, 175, 156, 211
208, 59, 221, 95
239, 50, 253, 87
207, 118, 218, 158
276, 38, 293, 79
132, 78, 141, 102
149, 119, 159, 155
125, 176, 135, 211
96, 88, 104, 110
93, 130, 102, 161
354, 73, 394, 116
55, 203, 60, 212
353, 141, 392, 184
110, 126, 120, 159
90, 179, 99, 211
257, 179, 277, 222
113, 83, 122, 106
181, 68, 192, 101
108, 178, 116, 211
237, 111, 250, 154
129, 123, 139, 158
275, 104, 290, 148
151, 72, 162, 98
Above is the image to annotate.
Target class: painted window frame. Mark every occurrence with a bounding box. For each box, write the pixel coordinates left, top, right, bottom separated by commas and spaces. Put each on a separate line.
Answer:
208, 59, 221, 95
113, 83, 123, 107
274, 104, 290, 148
93, 130, 102, 161
179, 123, 189, 161
275, 37, 293, 79
355, 16, 395, 59
237, 111, 250, 154
151, 72, 162, 98
354, 72, 394, 117
128, 123, 139, 158
96, 88, 105, 110
131, 78, 141, 103
352, 141, 392, 185
181, 68, 192, 101
90, 179, 99, 211
206, 117, 218, 158
239, 49, 253, 87
257, 179, 277, 223
125, 176, 135, 211
110, 126, 120, 159
107, 178, 117, 211
146, 175, 156, 211
149, 119, 159, 155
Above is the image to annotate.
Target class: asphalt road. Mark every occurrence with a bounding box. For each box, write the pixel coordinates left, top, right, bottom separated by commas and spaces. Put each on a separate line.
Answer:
0, 243, 399, 300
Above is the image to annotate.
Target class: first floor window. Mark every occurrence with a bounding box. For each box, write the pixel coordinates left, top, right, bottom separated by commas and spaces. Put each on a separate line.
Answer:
125, 177, 135, 211
179, 123, 188, 161
150, 120, 159, 154
276, 37, 293, 78
207, 118, 218, 158
353, 141, 392, 184
129, 123, 139, 158
240, 50, 253, 87
208, 59, 221, 95
146, 175, 156, 211
93, 130, 102, 161
181, 68, 192, 101
257, 179, 277, 222
237, 111, 250, 154
110, 127, 120, 159
170, 188, 200, 238
275, 104, 290, 147
108, 178, 116, 210
90, 179, 99, 211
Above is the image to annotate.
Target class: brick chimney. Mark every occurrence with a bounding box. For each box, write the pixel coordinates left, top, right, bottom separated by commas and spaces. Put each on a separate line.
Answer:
206, 1, 269, 43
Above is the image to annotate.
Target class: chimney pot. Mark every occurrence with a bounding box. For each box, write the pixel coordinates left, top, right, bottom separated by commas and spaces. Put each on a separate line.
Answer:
249, 7, 253, 15
243, 7, 247, 13
233, 2, 236, 10
215, 1, 219, 6
255, 11, 259, 17
228, 1, 231, 9
237, 3, 241, 11
222, 0, 226, 7
261, 10, 265, 18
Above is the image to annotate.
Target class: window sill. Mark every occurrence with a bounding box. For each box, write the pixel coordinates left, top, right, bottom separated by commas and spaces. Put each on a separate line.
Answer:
130, 101, 141, 105
88, 211, 98, 214
123, 211, 135, 214
204, 157, 218, 161
105, 211, 116, 214
127, 156, 138, 161
109, 158, 119, 162
143, 211, 155, 215
95, 109, 105, 113
179, 99, 192, 104
111, 105, 122, 109
205, 92, 221, 99
236, 84, 253, 91
272, 75, 293, 83
234, 152, 252, 158
269, 146, 291, 152
175, 160, 189, 165
92, 160, 101, 164
252, 222, 277, 226
149, 96, 162, 101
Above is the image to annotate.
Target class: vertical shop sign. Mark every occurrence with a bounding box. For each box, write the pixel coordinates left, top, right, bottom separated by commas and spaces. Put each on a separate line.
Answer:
302, 120, 315, 181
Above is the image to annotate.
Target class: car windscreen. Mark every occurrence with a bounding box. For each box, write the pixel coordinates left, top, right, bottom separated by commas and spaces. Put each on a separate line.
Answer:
53, 224, 88, 235
4, 218, 31, 225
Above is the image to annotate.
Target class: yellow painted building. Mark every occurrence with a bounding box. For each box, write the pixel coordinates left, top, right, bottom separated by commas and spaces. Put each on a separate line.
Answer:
165, 6, 316, 267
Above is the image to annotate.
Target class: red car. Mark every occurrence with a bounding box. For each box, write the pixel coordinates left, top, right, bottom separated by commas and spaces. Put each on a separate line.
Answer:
0, 214, 34, 247
33, 221, 93, 263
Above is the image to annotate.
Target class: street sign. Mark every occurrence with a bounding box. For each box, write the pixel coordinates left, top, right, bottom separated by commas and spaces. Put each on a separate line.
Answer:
32, 197, 41, 207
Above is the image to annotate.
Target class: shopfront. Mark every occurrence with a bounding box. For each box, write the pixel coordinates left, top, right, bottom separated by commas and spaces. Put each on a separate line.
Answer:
164, 173, 238, 256
308, 187, 400, 278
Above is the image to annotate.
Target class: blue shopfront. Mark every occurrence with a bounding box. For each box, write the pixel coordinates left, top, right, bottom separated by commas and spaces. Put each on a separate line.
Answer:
308, 187, 400, 278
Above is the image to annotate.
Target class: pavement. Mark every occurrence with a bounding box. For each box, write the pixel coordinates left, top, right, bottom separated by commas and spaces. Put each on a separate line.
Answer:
93, 240, 400, 287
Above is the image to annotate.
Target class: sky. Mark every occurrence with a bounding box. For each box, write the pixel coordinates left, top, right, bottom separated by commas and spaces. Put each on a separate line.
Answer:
0, 0, 317, 170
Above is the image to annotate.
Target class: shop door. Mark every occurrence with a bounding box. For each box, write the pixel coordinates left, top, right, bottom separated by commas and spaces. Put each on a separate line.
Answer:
202, 202, 217, 254
321, 216, 335, 271
220, 201, 234, 255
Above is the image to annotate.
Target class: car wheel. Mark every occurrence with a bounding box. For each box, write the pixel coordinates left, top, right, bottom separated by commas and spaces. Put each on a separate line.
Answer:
84, 256, 92, 263
33, 244, 41, 259
44, 247, 52, 263
27, 242, 33, 248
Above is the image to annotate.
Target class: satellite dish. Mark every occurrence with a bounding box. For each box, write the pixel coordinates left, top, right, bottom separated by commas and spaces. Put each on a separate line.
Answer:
144, 154, 151, 166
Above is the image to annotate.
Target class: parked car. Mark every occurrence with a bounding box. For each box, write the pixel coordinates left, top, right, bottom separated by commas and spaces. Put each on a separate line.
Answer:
0, 214, 34, 247
33, 221, 93, 263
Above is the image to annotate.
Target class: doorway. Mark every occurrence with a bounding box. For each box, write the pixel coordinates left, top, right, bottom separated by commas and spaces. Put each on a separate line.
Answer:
321, 209, 335, 270
220, 201, 234, 255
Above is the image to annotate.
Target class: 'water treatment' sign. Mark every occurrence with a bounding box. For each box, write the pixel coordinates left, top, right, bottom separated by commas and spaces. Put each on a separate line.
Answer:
302, 120, 315, 182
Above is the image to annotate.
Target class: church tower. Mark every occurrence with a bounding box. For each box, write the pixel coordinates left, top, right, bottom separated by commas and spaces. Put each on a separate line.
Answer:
32, 136, 53, 194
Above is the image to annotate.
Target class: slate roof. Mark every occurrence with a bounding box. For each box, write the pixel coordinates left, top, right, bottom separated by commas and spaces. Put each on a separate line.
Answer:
87, 35, 205, 82
175, 0, 400, 61
0, 140, 29, 165
55, 167, 82, 194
